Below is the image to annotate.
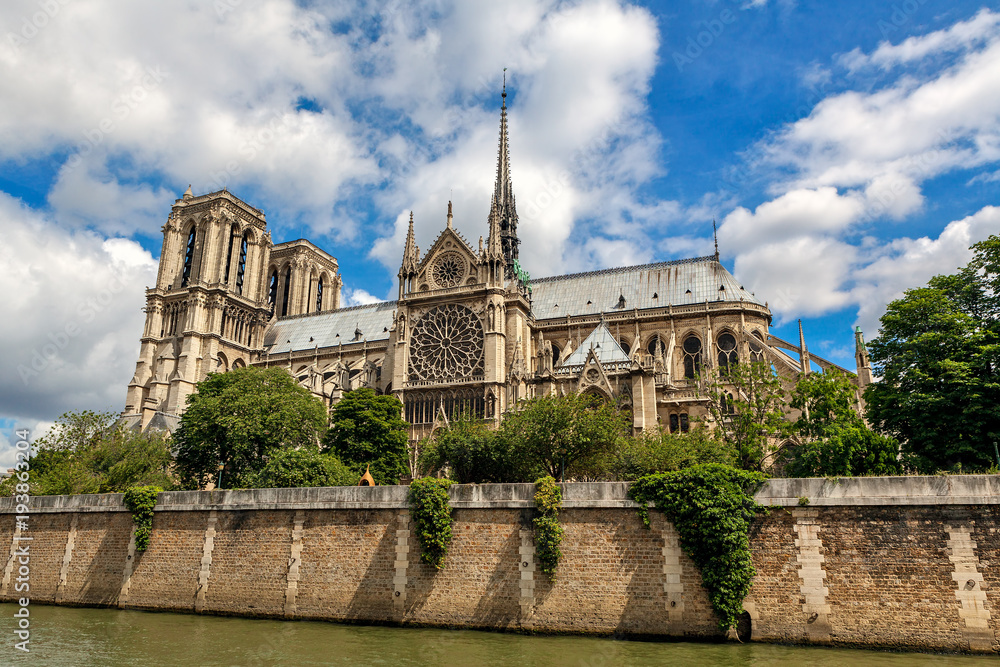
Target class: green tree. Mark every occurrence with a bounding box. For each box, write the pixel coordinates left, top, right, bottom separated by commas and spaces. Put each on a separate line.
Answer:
866, 236, 1000, 473
173, 367, 329, 489
250, 447, 357, 488
703, 362, 791, 472
497, 392, 629, 481
783, 369, 900, 477
1, 411, 175, 496
323, 388, 410, 485
419, 414, 540, 483
611, 426, 735, 480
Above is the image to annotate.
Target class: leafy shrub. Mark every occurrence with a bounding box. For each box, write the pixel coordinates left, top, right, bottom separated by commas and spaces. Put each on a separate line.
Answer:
122, 485, 161, 552
533, 476, 563, 576
249, 447, 357, 488
629, 464, 766, 631
408, 477, 454, 569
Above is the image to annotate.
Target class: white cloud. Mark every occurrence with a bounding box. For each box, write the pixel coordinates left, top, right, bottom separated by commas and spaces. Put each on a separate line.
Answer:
850, 205, 1000, 338
343, 287, 383, 307
840, 8, 1000, 71
720, 11, 1000, 336
0, 192, 156, 423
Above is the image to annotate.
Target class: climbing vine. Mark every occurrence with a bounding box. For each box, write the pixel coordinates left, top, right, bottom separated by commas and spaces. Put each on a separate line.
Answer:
628, 463, 766, 632
408, 478, 454, 569
533, 476, 563, 577
122, 485, 161, 552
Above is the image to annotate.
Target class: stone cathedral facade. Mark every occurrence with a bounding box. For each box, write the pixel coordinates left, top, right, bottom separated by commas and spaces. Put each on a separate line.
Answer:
123, 89, 871, 439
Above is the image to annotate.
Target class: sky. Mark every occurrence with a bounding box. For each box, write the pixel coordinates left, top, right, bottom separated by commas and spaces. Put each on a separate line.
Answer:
1, 0, 998, 466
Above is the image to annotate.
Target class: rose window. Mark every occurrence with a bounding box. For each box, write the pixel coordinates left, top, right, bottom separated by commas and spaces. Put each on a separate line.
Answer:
431, 252, 466, 288
409, 304, 484, 382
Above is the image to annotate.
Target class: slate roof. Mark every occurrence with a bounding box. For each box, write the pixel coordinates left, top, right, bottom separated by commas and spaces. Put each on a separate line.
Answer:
263, 301, 397, 355
530, 256, 762, 320
559, 322, 631, 367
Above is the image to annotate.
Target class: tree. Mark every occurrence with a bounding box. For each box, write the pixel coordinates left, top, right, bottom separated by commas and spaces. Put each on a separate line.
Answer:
249, 447, 357, 488
611, 426, 735, 481
418, 414, 540, 483
702, 362, 791, 472
866, 236, 1000, 473
497, 392, 629, 481
323, 388, 410, 485
173, 367, 329, 489
0, 411, 175, 496
783, 370, 900, 477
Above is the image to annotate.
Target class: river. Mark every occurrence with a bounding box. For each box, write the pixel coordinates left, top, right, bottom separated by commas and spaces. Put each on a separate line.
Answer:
1, 603, 996, 666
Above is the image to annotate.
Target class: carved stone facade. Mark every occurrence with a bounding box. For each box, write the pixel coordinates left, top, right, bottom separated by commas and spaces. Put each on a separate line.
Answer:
123, 90, 872, 441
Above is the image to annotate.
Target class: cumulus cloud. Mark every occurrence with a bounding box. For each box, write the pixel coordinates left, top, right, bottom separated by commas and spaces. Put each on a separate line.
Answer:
0, 192, 156, 423
850, 206, 1000, 337
721, 10, 1000, 339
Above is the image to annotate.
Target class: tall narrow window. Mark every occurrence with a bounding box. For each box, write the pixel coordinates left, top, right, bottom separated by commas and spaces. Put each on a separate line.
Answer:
717, 332, 738, 373
683, 335, 702, 379
267, 270, 278, 308
235, 234, 248, 295
280, 266, 291, 317
181, 228, 196, 287
669, 414, 679, 433
315, 276, 324, 312
223, 224, 237, 284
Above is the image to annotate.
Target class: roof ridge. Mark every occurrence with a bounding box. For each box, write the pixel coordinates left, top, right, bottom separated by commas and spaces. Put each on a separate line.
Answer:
275, 300, 397, 321
532, 255, 718, 284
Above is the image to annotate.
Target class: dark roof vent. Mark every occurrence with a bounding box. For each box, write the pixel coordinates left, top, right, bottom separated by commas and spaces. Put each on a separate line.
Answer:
617, 294, 626, 309
719, 285, 726, 291
652, 292, 658, 299
685, 289, 692, 295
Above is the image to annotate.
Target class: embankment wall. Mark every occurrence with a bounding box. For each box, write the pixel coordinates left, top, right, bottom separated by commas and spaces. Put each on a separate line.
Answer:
2, 476, 999, 653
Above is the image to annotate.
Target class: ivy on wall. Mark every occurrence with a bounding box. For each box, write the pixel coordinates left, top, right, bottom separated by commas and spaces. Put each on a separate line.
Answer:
629, 463, 765, 632
408, 478, 454, 569
533, 476, 563, 577
122, 485, 162, 552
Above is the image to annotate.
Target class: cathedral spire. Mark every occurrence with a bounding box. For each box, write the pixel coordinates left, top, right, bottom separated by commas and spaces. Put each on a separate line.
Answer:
402, 211, 418, 272
487, 69, 519, 277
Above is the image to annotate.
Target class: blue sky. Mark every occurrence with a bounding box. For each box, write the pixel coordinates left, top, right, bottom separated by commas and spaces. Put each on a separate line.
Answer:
1, 0, 998, 461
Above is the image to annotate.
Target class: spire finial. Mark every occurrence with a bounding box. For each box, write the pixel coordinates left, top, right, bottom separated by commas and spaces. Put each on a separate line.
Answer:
713, 219, 719, 260
447, 200, 453, 228
488, 69, 519, 277
502, 68, 507, 107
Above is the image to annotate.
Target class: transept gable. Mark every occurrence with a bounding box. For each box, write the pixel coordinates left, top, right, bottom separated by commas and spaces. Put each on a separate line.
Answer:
414, 226, 480, 291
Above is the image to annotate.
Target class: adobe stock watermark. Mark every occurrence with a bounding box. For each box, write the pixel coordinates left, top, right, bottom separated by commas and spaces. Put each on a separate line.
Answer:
63, 65, 169, 173
17, 272, 129, 385
3, 0, 70, 56
672, 4, 739, 72
876, 0, 930, 39
9, 428, 32, 653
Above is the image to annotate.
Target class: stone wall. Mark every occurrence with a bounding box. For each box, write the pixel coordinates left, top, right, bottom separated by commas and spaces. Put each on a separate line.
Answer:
2, 477, 1000, 653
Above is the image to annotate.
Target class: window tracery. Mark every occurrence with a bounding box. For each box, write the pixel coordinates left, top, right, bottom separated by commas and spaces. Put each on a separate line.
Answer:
683, 335, 702, 379
408, 303, 484, 383
717, 332, 738, 373
431, 252, 466, 288
235, 234, 248, 295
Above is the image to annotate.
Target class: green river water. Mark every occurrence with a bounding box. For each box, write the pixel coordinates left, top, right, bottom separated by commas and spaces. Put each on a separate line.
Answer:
1, 603, 996, 666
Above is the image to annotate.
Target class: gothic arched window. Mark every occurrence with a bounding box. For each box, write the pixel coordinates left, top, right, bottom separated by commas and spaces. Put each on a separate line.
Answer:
267, 270, 278, 308
683, 335, 702, 379
235, 234, 249, 295
181, 228, 196, 287
280, 266, 291, 317
750, 340, 765, 364
717, 332, 738, 373
315, 276, 324, 312
620, 340, 631, 357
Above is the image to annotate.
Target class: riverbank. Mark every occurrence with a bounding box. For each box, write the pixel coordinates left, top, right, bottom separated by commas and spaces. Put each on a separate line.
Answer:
2, 476, 999, 653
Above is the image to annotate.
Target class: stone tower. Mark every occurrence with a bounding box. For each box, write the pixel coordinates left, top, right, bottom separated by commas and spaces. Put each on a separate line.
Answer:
122, 188, 341, 431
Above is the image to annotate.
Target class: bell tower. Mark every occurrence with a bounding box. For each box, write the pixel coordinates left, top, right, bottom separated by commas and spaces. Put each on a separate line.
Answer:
123, 187, 273, 431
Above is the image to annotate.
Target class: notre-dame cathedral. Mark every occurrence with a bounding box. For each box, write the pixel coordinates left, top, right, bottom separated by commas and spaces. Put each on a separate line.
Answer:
122, 87, 872, 440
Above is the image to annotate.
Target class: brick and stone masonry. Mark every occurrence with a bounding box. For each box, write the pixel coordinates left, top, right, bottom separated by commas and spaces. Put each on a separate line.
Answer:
3, 477, 1000, 653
